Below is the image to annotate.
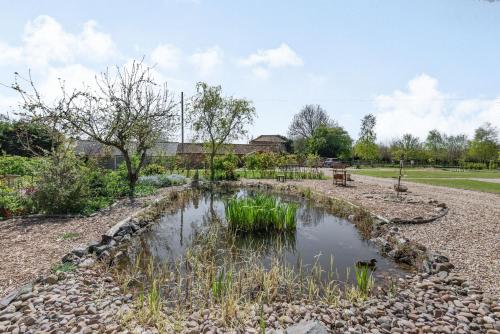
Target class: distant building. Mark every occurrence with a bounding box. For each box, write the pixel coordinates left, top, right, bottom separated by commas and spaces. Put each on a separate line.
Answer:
249, 135, 289, 152
74, 135, 288, 169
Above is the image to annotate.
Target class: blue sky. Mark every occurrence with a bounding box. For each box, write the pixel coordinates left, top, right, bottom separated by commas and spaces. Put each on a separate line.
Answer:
1, 0, 499, 142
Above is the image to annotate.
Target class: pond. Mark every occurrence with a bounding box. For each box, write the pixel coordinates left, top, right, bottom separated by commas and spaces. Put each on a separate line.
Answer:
121, 188, 409, 288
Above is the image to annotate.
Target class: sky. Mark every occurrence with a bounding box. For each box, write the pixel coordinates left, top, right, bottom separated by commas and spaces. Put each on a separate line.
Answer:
0, 0, 499, 143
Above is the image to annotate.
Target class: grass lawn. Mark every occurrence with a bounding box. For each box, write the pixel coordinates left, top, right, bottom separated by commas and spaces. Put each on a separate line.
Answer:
350, 168, 500, 179
405, 178, 500, 194
350, 168, 500, 194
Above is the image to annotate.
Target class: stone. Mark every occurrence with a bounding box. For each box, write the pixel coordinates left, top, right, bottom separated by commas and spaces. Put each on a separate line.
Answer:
280, 315, 294, 324
20, 315, 36, 326
428, 253, 449, 264
79, 258, 95, 268
71, 245, 88, 258
46, 274, 58, 284
434, 262, 454, 273
285, 321, 329, 334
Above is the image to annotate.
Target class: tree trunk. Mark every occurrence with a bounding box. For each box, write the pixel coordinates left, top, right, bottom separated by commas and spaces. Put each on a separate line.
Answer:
122, 152, 137, 200
128, 175, 137, 200
210, 152, 216, 182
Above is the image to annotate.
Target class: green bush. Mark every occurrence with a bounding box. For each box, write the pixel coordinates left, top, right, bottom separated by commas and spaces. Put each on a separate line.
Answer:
462, 162, 487, 170
142, 163, 167, 176
213, 154, 239, 180
0, 184, 24, 218
0, 156, 44, 176
134, 184, 157, 197
33, 154, 91, 214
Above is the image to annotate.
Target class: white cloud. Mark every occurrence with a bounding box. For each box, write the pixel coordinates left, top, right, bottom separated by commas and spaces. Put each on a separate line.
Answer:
151, 44, 181, 71
0, 15, 117, 67
78, 20, 117, 62
374, 74, 500, 141
239, 43, 303, 79
189, 46, 223, 77
240, 43, 303, 68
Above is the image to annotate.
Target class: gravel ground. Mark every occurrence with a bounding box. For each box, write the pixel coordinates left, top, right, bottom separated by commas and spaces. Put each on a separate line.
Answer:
0, 190, 171, 299
248, 174, 500, 296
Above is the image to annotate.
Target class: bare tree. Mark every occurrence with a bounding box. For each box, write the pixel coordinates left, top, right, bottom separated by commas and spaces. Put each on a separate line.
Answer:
288, 104, 335, 139
12, 60, 178, 197
189, 82, 255, 182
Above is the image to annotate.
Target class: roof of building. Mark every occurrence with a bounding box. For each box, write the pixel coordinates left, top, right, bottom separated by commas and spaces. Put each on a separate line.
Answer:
250, 135, 288, 143
74, 140, 178, 156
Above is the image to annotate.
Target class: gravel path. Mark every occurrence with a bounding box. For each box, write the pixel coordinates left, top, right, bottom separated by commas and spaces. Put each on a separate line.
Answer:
0, 189, 172, 299
354, 175, 500, 297
249, 175, 500, 296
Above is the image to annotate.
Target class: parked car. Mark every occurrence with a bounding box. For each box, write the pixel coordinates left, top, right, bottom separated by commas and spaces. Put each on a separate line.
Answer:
323, 158, 338, 168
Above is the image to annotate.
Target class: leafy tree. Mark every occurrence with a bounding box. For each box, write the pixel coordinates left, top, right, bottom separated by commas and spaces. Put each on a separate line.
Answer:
0, 118, 58, 156
425, 129, 445, 165
354, 141, 379, 162
12, 61, 178, 197
307, 125, 353, 159
288, 104, 335, 139
391, 134, 421, 161
443, 134, 468, 165
354, 114, 378, 162
473, 122, 498, 142
359, 114, 376, 142
189, 82, 255, 181
378, 144, 392, 163
467, 123, 499, 163
292, 137, 307, 155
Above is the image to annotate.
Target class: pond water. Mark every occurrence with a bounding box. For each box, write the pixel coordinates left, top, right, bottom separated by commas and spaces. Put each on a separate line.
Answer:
123, 188, 409, 285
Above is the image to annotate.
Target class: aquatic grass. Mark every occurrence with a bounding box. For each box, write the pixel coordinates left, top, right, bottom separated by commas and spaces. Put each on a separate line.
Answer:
113, 221, 344, 329
225, 194, 298, 233
354, 265, 374, 296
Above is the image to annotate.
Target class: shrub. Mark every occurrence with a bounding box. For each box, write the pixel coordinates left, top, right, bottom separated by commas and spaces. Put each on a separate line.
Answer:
165, 174, 187, 186
102, 171, 129, 198
138, 175, 172, 187
0, 155, 44, 176
0, 184, 24, 218
461, 162, 487, 170
213, 154, 239, 180
138, 174, 187, 188
143, 163, 167, 176
33, 153, 91, 214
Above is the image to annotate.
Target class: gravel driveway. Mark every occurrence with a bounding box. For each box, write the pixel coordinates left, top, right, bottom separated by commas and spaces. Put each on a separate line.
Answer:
249, 175, 500, 296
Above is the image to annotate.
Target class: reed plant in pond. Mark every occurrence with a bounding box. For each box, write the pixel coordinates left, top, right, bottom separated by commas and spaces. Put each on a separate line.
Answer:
354, 264, 374, 296
225, 194, 298, 233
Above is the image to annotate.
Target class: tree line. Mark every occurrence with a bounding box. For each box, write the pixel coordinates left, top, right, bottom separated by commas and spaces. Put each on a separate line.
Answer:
286, 105, 500, 168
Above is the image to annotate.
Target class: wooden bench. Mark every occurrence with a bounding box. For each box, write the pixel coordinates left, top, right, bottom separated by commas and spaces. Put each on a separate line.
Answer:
276, 174, 286, 182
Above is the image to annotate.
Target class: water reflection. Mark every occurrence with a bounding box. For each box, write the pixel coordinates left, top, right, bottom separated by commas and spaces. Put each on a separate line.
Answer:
125, 188, 409, 285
